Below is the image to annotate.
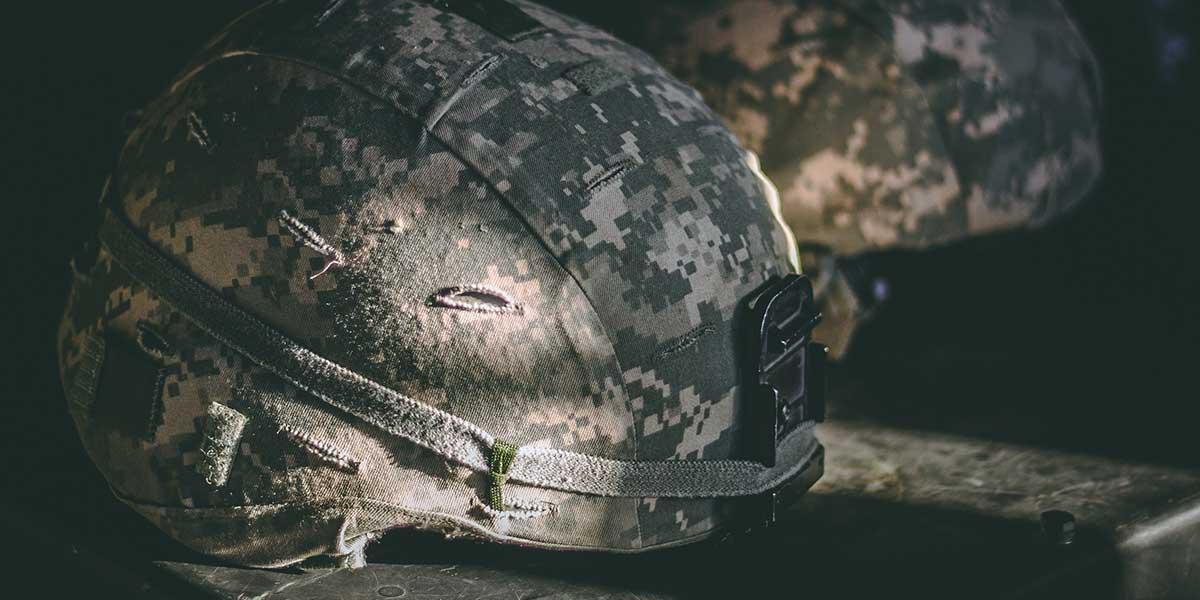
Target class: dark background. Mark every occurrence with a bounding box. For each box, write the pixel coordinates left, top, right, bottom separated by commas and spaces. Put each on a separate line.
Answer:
2, 1, 1198, 596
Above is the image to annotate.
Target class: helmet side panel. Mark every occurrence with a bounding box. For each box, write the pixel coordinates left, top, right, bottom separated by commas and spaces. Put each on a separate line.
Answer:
117, 55, 635, 458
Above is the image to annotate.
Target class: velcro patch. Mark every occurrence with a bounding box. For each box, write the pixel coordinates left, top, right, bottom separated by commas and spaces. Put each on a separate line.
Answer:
92, 333, 165, 440
564, 61, 626, 96
197, 403, 249, 488
433, 0, 547, 42
68, 334, 106, 422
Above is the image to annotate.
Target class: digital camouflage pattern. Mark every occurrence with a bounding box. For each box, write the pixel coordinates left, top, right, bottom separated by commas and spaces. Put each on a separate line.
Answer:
542, 0, 1102, 356
59, 0, 819, 567
555, 0, 1104, 256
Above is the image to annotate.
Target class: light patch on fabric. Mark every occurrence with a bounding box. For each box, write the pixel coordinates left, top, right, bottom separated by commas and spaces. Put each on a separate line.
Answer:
367, 218, 404, 235
197, 402, 249, 487
564, 61, 627, 96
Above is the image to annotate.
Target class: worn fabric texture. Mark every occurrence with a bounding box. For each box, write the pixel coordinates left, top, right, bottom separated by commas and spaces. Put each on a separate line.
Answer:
58, 0, 822, 567
548, 0, 1103, 256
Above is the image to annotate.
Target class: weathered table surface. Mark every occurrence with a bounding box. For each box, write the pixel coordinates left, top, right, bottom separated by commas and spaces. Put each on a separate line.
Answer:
12, 293, 1200, 599
126, 420, 1199, 599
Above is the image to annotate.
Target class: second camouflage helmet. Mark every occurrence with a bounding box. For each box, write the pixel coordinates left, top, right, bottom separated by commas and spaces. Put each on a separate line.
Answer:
552, 0, 1104, 255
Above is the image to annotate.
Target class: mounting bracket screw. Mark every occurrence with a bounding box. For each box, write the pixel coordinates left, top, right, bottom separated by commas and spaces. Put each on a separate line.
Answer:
1041, 509, 1077, 546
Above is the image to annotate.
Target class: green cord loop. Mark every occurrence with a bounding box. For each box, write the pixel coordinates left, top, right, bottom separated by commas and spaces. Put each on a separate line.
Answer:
488, 440, 518, 510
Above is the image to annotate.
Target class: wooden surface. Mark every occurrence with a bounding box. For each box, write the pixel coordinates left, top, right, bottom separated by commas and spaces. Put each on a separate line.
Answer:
150, 420, 1200, 599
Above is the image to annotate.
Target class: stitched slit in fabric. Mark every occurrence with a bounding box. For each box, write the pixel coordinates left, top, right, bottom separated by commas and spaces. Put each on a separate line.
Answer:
235, 385, 364, 473
276, 423, 363, 472
425, 54, 505, 130
474, 497, 554, 520
585, 160, 634, 196
278, 209, 345, 279
314, 0, 349, 26
136, 320, 176, 362
186, 111, 214, 151
430, 284, 523, 314
652, 324, 717, 364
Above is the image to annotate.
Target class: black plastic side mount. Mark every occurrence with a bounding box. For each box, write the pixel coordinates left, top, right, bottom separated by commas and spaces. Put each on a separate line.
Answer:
742, 274, 827, 468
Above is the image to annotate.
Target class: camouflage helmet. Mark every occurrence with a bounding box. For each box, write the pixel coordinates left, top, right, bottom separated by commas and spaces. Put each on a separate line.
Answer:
59, 0, 825, 568
567, 0, 1104, 256
546, 0, 1103, 358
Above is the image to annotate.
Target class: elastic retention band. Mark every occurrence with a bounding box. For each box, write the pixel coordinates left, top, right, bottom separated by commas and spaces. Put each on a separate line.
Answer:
488, 440, 517, 510
98, 211, 820, 498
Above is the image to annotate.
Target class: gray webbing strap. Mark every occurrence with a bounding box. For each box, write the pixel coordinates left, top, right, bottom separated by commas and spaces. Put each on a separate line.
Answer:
98, 211, 820, 498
